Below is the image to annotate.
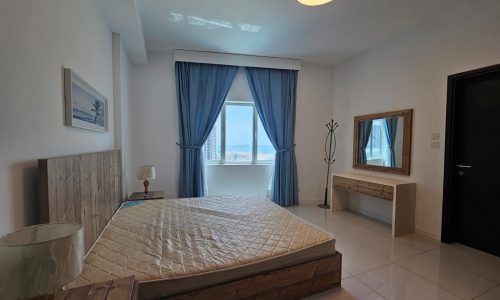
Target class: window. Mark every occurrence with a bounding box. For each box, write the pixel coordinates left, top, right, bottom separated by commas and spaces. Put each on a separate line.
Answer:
365, 119, 389, 165
203, 101, 275, 164
225, 104, 253, 163
366, 123, 383, 159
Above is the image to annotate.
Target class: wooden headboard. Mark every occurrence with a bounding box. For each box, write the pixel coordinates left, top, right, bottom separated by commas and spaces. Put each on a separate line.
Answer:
38, 150, 123, 253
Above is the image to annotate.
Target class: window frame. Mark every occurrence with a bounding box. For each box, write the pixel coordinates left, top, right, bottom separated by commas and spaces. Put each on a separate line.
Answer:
204, 101, 274, 165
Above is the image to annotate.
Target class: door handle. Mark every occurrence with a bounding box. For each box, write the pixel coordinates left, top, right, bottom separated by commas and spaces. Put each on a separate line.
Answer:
456, 164, 472, 169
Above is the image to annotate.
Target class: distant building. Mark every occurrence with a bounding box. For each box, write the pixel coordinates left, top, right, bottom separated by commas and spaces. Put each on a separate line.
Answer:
204, 123, 218, 160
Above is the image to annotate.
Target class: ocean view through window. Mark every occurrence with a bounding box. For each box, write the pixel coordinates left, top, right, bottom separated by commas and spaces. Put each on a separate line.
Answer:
203, 101, 275, 164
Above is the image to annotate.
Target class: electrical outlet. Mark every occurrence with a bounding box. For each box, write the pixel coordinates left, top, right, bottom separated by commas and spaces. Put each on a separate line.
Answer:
431, 141, 440, 149
431, 133, 440, 140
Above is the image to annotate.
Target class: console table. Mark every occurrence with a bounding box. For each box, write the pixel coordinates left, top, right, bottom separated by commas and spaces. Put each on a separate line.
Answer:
330, 172, 416, 237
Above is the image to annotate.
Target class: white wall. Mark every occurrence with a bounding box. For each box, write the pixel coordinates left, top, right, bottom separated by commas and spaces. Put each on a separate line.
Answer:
129, 51, 335, 202
0, 0, 114, 235
332, 0, 500, 239
226, 67, 253, 102
296, 63, 335, 202
112, 33, 132, 197
129, 52, 179, 197
206, 165, 272, 196
120, 42, 132, 198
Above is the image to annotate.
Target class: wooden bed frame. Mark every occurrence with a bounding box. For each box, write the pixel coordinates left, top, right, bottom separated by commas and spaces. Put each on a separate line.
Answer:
38, 150, 342, 299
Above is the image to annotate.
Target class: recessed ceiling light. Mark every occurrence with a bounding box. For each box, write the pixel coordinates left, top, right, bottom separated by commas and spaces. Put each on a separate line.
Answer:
297, 0, 333, 6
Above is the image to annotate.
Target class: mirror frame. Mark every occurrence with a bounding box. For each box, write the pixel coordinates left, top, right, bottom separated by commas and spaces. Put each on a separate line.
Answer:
353, 109, 413, 176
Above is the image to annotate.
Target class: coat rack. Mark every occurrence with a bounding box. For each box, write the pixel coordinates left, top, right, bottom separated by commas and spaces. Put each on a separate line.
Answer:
318, 119, 338, 209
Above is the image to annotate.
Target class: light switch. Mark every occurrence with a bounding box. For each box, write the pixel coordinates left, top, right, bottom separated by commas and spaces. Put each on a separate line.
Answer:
431, 133, 440, 149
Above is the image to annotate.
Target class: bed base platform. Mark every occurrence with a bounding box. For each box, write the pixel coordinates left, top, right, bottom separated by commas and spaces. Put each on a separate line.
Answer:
140, 252, 342, 300
38, 151, 342, 300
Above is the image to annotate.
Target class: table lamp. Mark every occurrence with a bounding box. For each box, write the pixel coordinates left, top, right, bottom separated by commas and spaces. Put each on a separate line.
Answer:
0, 223, 84, 299
137, 165, 156, 194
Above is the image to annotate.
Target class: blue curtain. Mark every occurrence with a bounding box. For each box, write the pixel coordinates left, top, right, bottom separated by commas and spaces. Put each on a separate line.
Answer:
245, 67, 298, 206
384, 117, 398, 167
176, 62, 238, 198
358, 120, 373, 164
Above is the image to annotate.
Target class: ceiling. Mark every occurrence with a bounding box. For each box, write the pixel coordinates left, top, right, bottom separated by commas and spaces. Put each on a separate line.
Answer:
120, 0, 469, 64
100, 0, 147, 63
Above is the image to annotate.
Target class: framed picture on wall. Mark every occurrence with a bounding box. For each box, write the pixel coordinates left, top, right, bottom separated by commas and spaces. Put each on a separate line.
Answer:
64, 68, 108, 132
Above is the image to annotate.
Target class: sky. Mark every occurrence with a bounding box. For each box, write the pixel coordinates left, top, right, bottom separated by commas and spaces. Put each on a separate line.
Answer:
222, 105, 273, 149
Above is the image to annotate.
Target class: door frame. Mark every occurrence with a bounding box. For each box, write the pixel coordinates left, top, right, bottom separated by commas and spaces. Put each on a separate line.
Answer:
442, 63, 500, 242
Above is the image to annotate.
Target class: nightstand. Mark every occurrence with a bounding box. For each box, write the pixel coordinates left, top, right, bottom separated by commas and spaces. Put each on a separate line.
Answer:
128, 190, 164, 201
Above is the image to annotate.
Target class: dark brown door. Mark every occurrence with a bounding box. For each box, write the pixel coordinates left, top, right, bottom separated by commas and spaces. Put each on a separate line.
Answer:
443, 64, 500, 257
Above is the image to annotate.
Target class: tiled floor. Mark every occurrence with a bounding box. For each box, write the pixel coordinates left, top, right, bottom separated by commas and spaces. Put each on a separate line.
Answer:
286, 203, 500, 300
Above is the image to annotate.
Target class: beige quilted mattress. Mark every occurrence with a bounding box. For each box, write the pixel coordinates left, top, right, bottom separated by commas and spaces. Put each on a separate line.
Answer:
66, 195, 336, 299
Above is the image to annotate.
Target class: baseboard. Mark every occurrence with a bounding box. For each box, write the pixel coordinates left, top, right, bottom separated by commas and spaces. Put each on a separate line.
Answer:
415, 228, 440, 241
299, 199, 323, 204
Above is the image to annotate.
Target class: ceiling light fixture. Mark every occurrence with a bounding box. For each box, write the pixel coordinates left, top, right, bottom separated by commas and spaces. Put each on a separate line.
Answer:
297, 0, 333, 6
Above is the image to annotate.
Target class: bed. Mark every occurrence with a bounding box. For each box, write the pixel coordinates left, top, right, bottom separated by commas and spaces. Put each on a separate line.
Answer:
38, 150, 341, 299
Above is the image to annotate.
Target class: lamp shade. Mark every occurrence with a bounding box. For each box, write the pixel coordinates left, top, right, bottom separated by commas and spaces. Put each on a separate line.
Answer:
0, 223, 84, 299
137, 165, 156, 180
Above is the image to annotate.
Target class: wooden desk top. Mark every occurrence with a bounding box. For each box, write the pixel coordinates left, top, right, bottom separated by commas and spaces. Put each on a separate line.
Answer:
333, 172, 415, 187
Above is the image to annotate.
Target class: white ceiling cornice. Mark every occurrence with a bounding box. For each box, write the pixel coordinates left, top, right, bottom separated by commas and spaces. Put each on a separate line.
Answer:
99, 0, 148, 64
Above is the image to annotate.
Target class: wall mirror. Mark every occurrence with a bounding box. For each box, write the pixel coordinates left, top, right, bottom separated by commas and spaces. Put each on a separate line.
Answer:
353, 109, 413, 175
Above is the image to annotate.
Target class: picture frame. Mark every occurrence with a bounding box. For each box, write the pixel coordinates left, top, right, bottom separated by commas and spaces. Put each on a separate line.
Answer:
64, 68, 108, 132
